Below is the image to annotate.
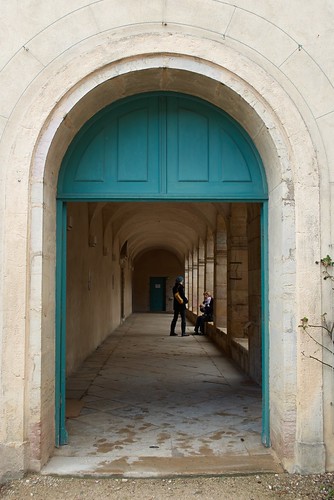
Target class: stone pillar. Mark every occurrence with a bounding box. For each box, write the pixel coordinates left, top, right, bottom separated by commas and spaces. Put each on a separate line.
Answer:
228, 204, 249, 337
198, 240, 205, 312
215, 215, 227, 329
187, 252, 193, 311
192, 246, 198, 313
184, 256, 189, 307
205, 230, 214, 298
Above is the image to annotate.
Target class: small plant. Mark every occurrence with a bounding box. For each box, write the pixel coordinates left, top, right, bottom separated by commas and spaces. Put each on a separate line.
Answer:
319, 484, 334, 499
299, 256, 334, 369
299, 314, 334, 369
316, 255, 334, 287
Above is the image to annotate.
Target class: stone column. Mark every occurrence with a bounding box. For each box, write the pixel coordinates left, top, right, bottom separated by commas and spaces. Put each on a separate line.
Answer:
198, 240, 205, 312
228, 204, 249, 337
184, 256, 189, 307
192, 246, 198, 313
187, 252, 193, 312
205, 230, 214, 297
215, 215, 227, 329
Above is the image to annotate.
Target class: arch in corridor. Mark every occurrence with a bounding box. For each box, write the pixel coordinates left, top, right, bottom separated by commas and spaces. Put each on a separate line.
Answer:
56, 92, 268, 447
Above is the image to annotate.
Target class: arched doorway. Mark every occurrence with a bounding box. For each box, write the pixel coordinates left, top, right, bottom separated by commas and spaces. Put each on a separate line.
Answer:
56, 92, 268, 447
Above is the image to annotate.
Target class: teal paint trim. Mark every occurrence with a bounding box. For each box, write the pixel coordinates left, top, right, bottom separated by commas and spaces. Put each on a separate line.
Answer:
55, 202, 61, 446
58, 193, 268, 202
55, 201, 68, 446
261, 201, 270, 447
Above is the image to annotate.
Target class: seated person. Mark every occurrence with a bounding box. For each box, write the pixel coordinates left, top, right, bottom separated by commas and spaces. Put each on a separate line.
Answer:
194, 291, 214, 335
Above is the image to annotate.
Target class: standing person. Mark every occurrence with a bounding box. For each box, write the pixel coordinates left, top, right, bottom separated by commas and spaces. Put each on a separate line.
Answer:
193, 291, 214, 335
170, 276, 189, 337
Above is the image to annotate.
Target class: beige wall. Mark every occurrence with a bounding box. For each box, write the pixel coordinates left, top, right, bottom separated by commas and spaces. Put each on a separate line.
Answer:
66, 203, 122, 376
0, 0, 333, 479
133, 250, 183, 313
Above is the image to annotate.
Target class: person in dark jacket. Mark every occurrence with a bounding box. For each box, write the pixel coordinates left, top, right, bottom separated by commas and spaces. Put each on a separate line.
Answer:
193, 291, 214, 335
170, 275, 189, 337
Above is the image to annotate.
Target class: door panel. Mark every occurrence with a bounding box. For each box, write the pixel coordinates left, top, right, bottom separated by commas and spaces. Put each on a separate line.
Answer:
58, 93, 267, 201
150, 277, 166, 312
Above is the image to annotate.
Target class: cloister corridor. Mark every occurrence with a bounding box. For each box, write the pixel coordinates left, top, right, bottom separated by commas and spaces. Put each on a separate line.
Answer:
45, 313, 281, 477
48, 199, 274, 475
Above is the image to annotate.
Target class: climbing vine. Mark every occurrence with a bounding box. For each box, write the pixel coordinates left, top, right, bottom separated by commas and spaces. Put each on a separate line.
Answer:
299, 255, 334, 369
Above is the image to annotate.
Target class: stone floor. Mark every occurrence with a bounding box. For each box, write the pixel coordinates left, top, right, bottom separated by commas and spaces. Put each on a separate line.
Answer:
42, 313, 282, 477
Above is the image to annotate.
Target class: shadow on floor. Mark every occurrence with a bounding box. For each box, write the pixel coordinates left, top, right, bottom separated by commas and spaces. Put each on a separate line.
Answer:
43, 313, 282, 477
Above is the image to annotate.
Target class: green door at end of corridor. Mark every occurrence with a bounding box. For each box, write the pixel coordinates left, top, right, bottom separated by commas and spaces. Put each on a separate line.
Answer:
150, 277, 166, 312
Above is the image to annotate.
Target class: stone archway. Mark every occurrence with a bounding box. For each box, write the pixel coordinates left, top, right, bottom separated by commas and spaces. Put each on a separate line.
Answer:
17, 47, 321, 472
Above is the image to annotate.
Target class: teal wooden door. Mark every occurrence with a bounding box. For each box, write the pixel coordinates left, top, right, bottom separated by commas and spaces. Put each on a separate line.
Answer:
58, 93, 267, 200
150, 277, 166, 312
56, 92, 269, 447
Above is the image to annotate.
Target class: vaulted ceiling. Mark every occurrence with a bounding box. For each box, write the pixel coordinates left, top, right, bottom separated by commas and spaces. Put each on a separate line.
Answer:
87, 201, 230, 262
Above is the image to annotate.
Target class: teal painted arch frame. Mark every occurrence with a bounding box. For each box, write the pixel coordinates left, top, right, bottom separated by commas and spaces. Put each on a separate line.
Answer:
55, 92, 270, 448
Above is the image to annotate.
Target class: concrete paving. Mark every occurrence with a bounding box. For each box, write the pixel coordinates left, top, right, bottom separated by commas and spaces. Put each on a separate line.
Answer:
42, 313, 282, 478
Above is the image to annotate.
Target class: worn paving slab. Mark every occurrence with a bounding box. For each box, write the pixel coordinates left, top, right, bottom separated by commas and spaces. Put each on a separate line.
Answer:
43, 313, 282, 477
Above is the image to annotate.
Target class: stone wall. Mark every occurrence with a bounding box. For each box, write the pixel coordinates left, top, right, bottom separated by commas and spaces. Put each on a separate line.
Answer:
133, 250, 183, 313
0, 0, 333, 479
66, 202, 121, 376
